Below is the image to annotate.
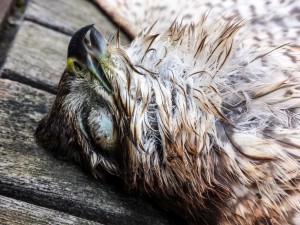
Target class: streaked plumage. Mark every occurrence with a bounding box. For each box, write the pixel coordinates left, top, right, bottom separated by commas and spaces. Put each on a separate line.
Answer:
95, 0, 300, 48
36, 7, 300, 225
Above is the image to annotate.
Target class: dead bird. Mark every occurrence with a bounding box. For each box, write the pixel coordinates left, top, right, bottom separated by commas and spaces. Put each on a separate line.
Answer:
35, 16, 300, 225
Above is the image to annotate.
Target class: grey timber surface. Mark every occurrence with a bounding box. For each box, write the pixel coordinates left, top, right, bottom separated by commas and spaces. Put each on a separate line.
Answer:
25, 0, 129, 41
0, 79, 170, 225
1, 21, 68, 93
0, 195, 102, 225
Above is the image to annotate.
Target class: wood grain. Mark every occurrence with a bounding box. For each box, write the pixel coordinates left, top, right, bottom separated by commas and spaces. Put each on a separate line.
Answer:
0, 195, 102, 225
0, 79, 171, 225
1, 21, 69, 94
25, 0, 129, 42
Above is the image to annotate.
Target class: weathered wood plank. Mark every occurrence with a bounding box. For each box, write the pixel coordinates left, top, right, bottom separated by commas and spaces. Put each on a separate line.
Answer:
1, 21, 69, 93
0, 79, 171, 225
0, 0, 15, 28
25, 0, 129, 42
0, 195, 102, 225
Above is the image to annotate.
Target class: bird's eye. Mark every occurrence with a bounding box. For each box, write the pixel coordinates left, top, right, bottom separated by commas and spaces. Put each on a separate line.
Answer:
73, 61, 83, 72
67, 58, 85, 74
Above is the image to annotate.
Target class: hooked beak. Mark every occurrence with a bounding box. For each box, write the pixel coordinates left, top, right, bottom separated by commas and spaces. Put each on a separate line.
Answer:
67, 24, 112, 93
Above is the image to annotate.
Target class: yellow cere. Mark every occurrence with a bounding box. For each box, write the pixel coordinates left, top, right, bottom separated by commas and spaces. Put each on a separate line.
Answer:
67, 58, 77, 71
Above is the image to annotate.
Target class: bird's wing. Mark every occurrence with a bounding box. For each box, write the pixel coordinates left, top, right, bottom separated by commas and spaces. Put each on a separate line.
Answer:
214, 38, 300, 223
94, 0, 300, 47
94, 1, 300, 222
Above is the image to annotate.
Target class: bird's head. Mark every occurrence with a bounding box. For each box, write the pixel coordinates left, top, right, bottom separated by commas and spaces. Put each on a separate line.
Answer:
35, 25, 124, 177
66, 24, 112, 93
36, 20, 238, 207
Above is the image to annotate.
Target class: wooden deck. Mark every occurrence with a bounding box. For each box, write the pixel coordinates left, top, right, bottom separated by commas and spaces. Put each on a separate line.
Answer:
0, 1, 174, 224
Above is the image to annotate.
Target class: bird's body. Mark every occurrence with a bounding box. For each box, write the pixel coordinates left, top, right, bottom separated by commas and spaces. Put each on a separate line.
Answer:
36, 14, 300, 225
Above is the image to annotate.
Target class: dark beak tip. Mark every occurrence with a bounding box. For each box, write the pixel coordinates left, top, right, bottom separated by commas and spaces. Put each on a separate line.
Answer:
67, 24, 95, 58
90, 26, 107, 54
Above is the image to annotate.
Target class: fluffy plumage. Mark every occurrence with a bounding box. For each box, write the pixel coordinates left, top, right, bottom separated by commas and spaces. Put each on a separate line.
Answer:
36, 12, 300, 225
